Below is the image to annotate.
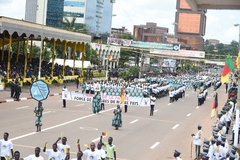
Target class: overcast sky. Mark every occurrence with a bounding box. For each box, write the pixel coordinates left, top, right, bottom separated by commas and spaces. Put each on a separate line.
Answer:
0, 0, 239, 44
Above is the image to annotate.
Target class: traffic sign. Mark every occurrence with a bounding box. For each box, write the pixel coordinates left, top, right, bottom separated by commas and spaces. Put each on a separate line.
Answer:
30, 80, 50, 102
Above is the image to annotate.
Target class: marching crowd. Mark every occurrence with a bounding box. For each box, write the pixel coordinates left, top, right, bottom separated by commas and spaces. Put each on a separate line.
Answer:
0, 132, 117, 160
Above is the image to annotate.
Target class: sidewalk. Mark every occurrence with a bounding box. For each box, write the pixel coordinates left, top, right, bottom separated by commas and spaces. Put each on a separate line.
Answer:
0, 77, 109, 103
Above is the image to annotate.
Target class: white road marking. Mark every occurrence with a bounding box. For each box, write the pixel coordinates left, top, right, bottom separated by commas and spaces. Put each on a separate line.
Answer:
6, 99, 14, 102
53, 93, 59, 96
168, 103, 172, 106
172, 124, 179, 129
76, 104, 84, 106
42, 111, 52, 114
92, 136, 106, 142
16, 106, 29, 110
150, 142, 160, 149
186, 94, 189, 96
130, 119, 139, 124
196, 106, 199, 109
154, 110, 158, 113
20, 97, 27, 101
187, 113, 191, 117
10, 107, 117, 141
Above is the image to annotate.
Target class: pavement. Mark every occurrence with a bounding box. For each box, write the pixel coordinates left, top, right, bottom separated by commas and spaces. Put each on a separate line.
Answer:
0, 77, 108, 103
0, 82, 233, 160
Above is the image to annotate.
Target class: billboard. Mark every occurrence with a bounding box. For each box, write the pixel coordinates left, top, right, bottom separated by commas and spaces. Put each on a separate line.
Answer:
150, 49, 205, 58
162, 59, 176, 68
107, 37, 180, 51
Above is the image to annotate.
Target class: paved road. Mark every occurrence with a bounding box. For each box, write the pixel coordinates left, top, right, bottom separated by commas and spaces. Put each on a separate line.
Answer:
0, 85, 228, 160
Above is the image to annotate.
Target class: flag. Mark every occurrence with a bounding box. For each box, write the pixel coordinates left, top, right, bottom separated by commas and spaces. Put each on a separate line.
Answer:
84, 144, 88, 147
211, 93, 218, 118
64, 148, 70, 154
120, 86, 124, 104
221, 55, 235, 83
236, 51, 240, 68
61, 132, 64, 137
45, 142, 48, 148
76, 139, 80, 144
4, 155, 10, 160
102, 132, 108, 136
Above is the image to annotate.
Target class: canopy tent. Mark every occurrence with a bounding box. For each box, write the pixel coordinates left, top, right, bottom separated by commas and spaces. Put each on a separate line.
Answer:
54, 59, 91, 68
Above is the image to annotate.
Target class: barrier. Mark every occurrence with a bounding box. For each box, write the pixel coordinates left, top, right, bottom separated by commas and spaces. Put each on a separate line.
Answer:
62, 91, 150, 107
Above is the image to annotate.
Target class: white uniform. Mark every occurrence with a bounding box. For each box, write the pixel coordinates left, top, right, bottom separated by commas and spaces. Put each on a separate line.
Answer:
193, 130, 202, 146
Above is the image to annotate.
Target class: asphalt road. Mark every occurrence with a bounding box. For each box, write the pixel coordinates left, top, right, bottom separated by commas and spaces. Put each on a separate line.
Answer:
0, 86, 228, 160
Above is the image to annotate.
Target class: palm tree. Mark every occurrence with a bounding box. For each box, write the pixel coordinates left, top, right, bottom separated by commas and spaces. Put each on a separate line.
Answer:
61, 17, 90, 59
61, 17, 89, 34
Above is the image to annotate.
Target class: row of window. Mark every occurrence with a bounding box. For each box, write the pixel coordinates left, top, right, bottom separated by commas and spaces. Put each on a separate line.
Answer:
64, 1, 85, 7
63, 12, 85, 18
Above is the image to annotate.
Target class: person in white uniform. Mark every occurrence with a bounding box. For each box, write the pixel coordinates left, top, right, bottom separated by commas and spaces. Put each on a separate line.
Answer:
24, 147, 44, 160
191, 124, 202, 159
173, 150, 182, 160
0, 132, 13, 160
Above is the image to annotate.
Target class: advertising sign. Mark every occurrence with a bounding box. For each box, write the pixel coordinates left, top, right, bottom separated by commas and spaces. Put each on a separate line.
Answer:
162, 59, 176, 68
107, 37, 180, 51
62, 92, 150, 107
150, 49, 205, 58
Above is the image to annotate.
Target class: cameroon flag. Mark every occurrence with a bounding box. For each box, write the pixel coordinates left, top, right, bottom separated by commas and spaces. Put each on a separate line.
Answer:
120, 86, 125, 104
221, 56, 235, 83
211, 93, 218, 118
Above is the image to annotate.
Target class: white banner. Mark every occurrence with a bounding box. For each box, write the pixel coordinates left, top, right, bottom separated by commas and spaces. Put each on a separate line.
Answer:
150, 49, 205, 58
62, 91, 150, 107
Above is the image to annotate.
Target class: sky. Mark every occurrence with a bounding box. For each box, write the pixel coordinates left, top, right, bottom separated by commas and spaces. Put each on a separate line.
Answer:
0, 0, 239, 44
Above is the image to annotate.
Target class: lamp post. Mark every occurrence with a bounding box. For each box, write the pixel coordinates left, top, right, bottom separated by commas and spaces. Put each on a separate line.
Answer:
234, 23, 240, 146
172, 22, 178, 43
139, 27, 147, 78
38, 0, 46, 79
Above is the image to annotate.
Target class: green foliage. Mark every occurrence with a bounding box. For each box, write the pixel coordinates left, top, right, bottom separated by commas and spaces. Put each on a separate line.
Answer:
61, 17, 89, 34
85, 44, 98, 65
119, 48, 130, 67
118, 34, 138, 40
204, 40, 239, 61
128, 66, 139, 76
119, 71, 130, 80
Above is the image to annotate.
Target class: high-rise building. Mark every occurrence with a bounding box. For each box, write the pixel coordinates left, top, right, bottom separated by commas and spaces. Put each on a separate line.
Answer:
133, 22, 169, 42
25, 0, 114, 35
175, 0, 206, 51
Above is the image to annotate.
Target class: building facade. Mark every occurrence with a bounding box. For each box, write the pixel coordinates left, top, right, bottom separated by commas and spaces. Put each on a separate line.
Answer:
25, 0, 114, 35
110, 26, 131, 38
208, 39, 220, 45
90, 43, 120, 69
133, 22, 169, 42
175, 0, 206, 51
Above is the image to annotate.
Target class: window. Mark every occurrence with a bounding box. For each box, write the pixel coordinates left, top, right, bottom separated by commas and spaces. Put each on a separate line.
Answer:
63, 12, 84, 18
64, 1, 85, 7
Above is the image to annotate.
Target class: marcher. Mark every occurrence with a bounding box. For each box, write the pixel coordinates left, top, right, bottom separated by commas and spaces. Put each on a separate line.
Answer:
92, 92, 101, 114
15, 83, 21, 101
10, 79, 15, 98
150, 94, 156, 116
112, 105, 122, 130
79, 142, 99, 160
96, 142, 106, 160
71, 144, 83, 160
81, 82, 86, 94
34, 101, 44, 132
55, 137, 70, 160
191, 124, 202, 160
0, 132, 14, 160
62, 85, 68, 108
43, 143, 61, 160
11, 151, 23, 160
23, 147, 44, 160
100, 136, 116, 160
75, 78, 79, 89
173, 150, 182, 160
225, 82, 228, 93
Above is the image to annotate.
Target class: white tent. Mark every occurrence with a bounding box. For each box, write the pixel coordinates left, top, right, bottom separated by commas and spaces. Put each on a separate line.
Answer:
53, 59, 91, 68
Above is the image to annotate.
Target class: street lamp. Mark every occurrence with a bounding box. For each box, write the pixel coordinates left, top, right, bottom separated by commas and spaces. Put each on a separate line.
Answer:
139, 27, 147, 78
172, 22, 178, 43
234, 23, 240, 146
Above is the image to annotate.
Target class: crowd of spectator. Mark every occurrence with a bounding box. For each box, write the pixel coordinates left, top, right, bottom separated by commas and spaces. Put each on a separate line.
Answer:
0, 51, 80, 78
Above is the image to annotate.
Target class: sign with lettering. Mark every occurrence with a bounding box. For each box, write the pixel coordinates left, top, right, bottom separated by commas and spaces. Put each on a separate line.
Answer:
30, 80, 50, 101
62, 92, 150, 107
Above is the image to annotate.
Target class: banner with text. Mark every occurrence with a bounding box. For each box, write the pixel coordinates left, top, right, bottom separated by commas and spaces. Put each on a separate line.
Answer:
107, 37, 180, 51
62, 91, 150, 107
150, 49, 205, 58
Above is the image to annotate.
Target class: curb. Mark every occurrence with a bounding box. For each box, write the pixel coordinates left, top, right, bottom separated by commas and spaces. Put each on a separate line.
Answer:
0, 90, 80, 104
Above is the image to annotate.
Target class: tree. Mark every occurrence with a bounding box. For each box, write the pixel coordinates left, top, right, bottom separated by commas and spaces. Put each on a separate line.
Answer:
118, 34, 138, 40
85, 44, 98, 65
204, 39, 209, 46
61, 17, 89, 34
